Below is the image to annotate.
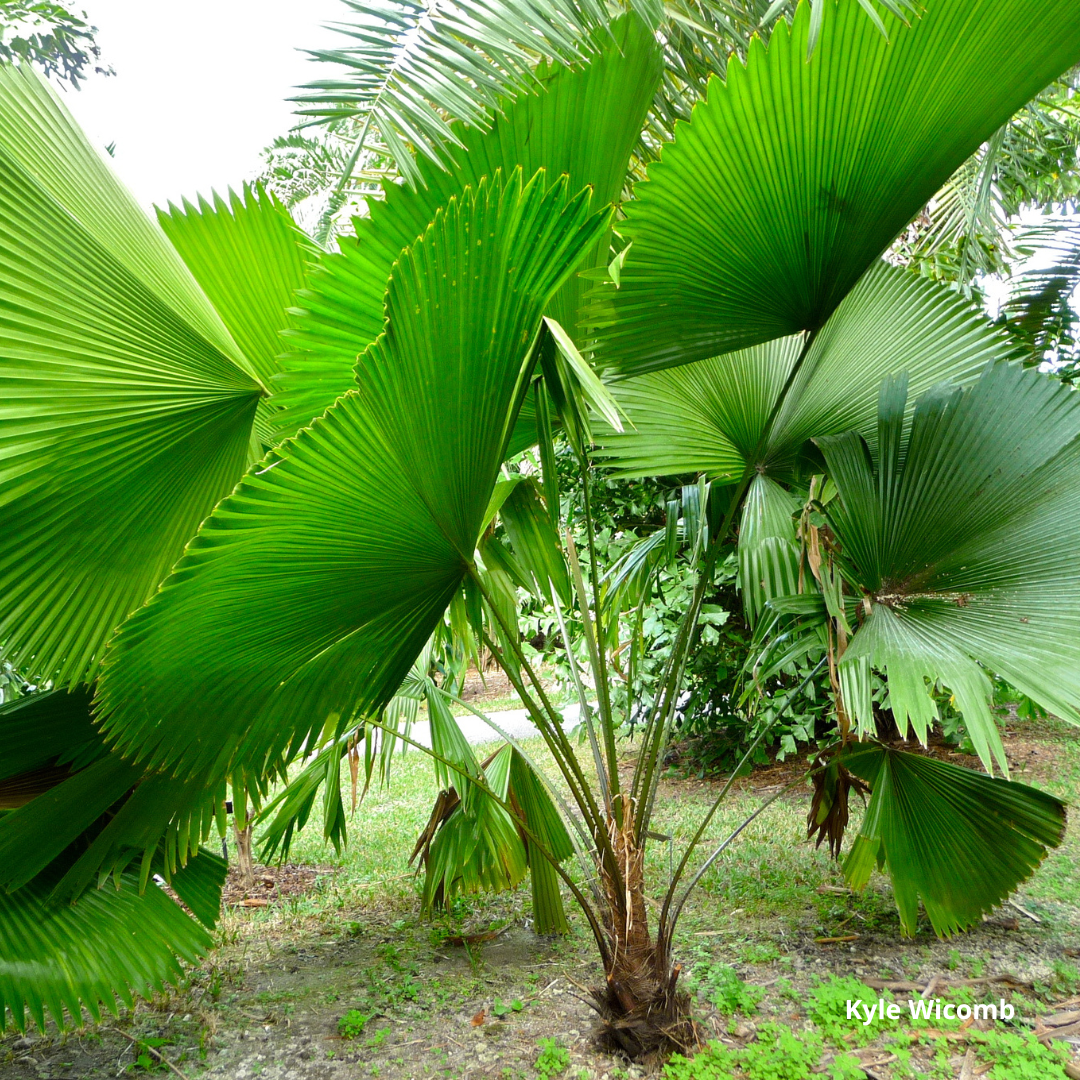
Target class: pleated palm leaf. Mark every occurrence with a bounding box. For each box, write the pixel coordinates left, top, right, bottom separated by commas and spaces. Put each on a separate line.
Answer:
596, 262, 1016, 483
0, 66, 326, 1030
275, 13, 662, 430
91, 166, 612, 1013
290, 0, 921, 214
596, 0, 1080, 376
750, 366, 1079, 936
0, 66, 318, 690
819, 364, 1080, 772
0, 689, 228, 1032
840, 745, 1065, 938
999, 218, 1080, 369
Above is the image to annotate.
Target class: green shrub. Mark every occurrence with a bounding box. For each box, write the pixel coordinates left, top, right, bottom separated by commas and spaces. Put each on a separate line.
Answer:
807, 975, 900, 1046
974, 1029, 1070, 1080
664, 1024, 865, 1080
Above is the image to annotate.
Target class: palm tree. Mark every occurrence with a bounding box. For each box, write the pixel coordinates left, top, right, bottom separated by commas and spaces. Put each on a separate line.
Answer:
2, 0, 1080, 1051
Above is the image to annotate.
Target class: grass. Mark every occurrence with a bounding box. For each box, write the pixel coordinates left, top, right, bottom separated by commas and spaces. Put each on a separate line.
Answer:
224, 711, 1080, 965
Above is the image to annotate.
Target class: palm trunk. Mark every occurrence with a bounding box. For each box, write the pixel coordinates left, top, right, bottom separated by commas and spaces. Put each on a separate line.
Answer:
232, 796, 256, 893
591, 811, 696, 1057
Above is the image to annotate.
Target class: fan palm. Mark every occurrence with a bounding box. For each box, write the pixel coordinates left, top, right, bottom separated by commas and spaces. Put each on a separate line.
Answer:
2, 0, 1080, 1052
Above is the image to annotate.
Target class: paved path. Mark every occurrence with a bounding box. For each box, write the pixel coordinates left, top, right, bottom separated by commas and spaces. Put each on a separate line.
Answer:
407, 701, 587, 748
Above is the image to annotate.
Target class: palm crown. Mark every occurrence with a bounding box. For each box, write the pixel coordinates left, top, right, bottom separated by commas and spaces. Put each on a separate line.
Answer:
1, 0, 1079, 1046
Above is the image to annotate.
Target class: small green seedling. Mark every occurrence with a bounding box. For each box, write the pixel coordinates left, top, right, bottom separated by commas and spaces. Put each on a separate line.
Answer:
535, 1037, 570, 1077
338, 1009, 371, 1039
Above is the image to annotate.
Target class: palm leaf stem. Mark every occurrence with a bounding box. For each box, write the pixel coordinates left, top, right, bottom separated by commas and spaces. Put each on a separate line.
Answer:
663, 748, 836, 946
630, 475, 746, 829
314, 109, 376, 246
475, 621, 624, 901
632, 328, 819, 840
469, 564, 608, 835
362, 715, 611, 966
572, 463, 621, 819
548, 587, 613, 815
631, 516, 726, 839
564, 530, 618, 813
656, 658, 830, 956
471, 612, 605, 844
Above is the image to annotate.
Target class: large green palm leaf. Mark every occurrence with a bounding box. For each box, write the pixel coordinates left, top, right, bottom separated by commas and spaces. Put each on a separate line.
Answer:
599, 0, 1080, 377
0, 687, 96, 788
0, 66, 264, 686
0, 688, 233, 900
820, 363, 1080, 771
0, 852, 225, 1032
0, 690, 228, 1032
97, 171, 609, 782
841, 745, 1065, 937
275, 14, 661, 431
157, 186, 317, 390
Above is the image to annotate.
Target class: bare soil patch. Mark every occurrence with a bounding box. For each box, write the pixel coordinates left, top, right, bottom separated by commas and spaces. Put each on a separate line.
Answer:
220, 863, 337, 908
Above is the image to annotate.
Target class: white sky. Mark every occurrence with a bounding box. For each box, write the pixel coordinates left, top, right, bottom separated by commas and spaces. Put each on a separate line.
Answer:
61, 0, 346, 209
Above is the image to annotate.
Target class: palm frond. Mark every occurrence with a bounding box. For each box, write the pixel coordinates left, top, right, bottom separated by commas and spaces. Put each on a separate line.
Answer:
293, 0, 924, 197
0, 681, 250, 915
819, 362, 1080, 772
597, 0, 1080, 377
157, 186, 319, 443
97, 171, 609, 785
498, 477, 571, 607
900, 75, 1080, 284
738, 475, 800, 627
413, 737, 573, 933
0, 688, 97, 787
276, 16, 661, 431
0, 694, 227, 1031
0, 853, 224, 1032
292, 0, 610, 188
842, 745, 1065, 937
999, 218, 1080, 367
596, 264, 1013, 480
414, 743, 529, 910
0, 65, 263, 686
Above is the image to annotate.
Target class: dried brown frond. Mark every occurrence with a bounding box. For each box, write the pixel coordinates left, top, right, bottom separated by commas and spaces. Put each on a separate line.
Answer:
806, 756, 871, 858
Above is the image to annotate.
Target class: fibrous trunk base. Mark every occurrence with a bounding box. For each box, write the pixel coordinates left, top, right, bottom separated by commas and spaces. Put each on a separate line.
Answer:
589, 810, 698, 1059
590, 978, 697, 1060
